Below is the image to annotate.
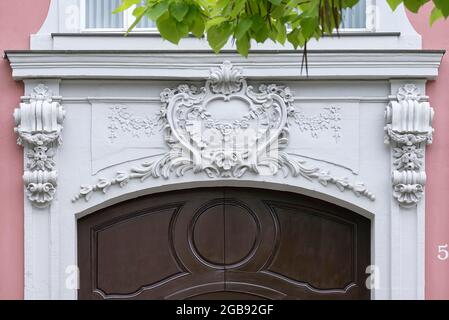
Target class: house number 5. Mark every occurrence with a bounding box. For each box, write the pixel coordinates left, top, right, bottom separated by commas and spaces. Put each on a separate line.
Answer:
437, 244, 449, 261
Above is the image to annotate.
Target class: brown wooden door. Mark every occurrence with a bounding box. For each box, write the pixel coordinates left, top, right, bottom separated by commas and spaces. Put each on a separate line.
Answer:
78, 188, 371, 300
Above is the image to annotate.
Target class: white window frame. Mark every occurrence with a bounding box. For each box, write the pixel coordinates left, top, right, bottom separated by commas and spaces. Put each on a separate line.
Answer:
80, 0, 157, 33
339, 0, 375, 32
290, 0, 374, 33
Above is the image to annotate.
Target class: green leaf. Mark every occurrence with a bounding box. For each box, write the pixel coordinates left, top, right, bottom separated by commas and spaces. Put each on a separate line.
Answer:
287, 28, 305, 49
146, 1, 169, 21
156, 12, 181, 44
250, 15, 269, 43
433, 0, 449, 17
269, 0, 283, 5
125, 6, 147, 34
207, 22, 232, 53
271, 5, 288, 19
113, 0, 141, 13
236, 34, 251, 57
176, 22, 190, 38
191, 15, 205, 37
276, 20, 287, 45
170, 1, 190, 22
205, 16, 228, 30
403, 0, 428, 13
133, 6, 146, 17
230, 0, 247, 18
341, 0, 359, 9
115, 0, 448, 62
235, 17, 253, 40
300, 16, 318, 38
386, 0, 403, 10
430, 7, 444, 25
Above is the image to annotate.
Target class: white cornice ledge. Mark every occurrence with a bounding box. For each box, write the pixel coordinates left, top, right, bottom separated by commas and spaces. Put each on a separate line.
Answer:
5, 50, 444, 80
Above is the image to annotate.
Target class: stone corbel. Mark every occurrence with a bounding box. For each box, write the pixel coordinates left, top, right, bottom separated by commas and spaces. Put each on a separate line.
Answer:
14, 84, 65, 208
385, 84, 434, 207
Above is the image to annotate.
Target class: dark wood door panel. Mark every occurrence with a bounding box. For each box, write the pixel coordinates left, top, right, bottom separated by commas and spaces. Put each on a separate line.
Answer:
187, 291, 267, 300
94, 206, 183, 296
78, 187, 371, 300
78, 189, 225, 300
264, 202, 355, 290
223, 188, 370, 300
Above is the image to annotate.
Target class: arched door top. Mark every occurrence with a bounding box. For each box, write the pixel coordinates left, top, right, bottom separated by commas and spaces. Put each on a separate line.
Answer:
78, 187, 371, 300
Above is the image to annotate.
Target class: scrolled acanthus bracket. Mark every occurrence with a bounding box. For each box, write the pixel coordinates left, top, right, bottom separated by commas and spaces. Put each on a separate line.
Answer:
385, 84, 434, 208
14, 84, 65, 208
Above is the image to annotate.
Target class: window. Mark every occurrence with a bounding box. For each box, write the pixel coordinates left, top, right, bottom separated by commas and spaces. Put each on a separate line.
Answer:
82, 0, 368, 32
341, 0, 367, 29
82, 0, 155, 31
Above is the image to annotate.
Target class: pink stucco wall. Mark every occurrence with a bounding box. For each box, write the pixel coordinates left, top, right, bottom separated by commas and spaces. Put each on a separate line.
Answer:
0, 0, 50, 300
407, 5, 449, 300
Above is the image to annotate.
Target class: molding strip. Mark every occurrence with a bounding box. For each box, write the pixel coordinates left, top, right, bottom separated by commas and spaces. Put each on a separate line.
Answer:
57, 96, 390, 103
5, 50, 443, 80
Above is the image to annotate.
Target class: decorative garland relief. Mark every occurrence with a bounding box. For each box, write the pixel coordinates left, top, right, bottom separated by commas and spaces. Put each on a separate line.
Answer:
73, 62, 374, 202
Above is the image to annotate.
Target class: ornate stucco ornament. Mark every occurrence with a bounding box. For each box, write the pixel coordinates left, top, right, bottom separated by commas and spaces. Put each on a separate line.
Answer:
14, 84, 65, 208
385, 84, 434, 207
73, 61, 375, 202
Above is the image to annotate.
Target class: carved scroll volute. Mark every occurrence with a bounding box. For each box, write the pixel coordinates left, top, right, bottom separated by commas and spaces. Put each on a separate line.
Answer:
385, 84, 434, 208
14, 84, 65, 208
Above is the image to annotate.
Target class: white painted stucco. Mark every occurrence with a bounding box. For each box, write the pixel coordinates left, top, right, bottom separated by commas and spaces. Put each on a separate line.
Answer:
7, 0, 444, 300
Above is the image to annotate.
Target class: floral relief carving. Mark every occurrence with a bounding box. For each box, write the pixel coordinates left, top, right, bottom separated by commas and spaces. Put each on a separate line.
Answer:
392, 145, 424, 171
14, 84, 65, 208
290, 106, 342, 142
27, 146, 56, 171
385, 84, 434, 207
108, 106, 164, 142
204, 118, 250, 138
73, 62, 374, 203
397, 83, 420, 101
